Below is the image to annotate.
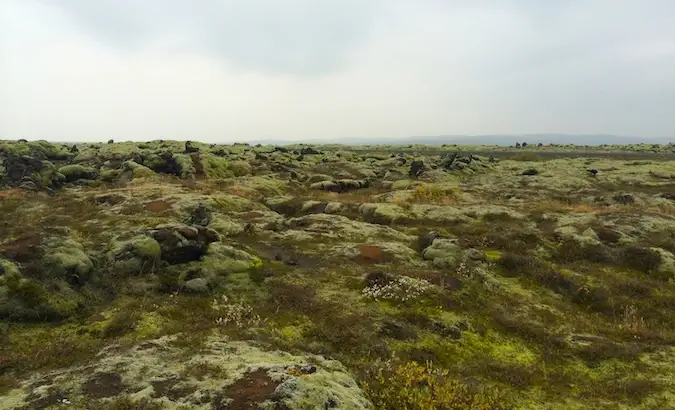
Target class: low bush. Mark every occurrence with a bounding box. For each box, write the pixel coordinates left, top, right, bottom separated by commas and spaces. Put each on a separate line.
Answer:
618, 246, 662, 274
363, 361, 509, 410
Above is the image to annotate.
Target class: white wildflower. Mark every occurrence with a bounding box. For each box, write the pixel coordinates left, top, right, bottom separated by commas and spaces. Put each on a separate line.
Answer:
362, 276, 434, 302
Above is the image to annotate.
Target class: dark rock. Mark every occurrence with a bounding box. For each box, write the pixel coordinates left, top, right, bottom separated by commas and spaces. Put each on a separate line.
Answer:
19, 181, 38, 191
364, 271, 395, 287
613, 194, 635, 205
521, 168, 539, 176
587, 169, 598, 177
144, 151, 182, 177
184, 141, 199, 153
416, 231, 440, 253
409, 160, 425, 178
379, 319, 416, 340
300, 147, 321, 155
431, 321, 462, 339
300, 365, 317, 374
661, 193, 675, 200
94, 193, 127, 205
184, 278, 209, 293
149, 225, 220, 265
186, 203, 212, 226
441, 276, 464, 291
107, 139, 114, 144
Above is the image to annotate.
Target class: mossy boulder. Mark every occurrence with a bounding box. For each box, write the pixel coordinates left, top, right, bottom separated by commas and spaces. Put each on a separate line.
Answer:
173, 153, 196, 179
57, 164, 98, 182
648, 247, 675, 279
201, 153, 234, 178
284, 214, 413, 243
148, 224, 220, 265
360, 203, 409, 225
324, 202, 345, 214
4, 335, 372, 409
391, 179, 412, 190
209, 214, 245, 237
107, 235, 162, 276
229, 160, 253, 177
199, 242, 262, 277
422, 238, 464, 269
310, 180, 341, 192
41, 239, 95, 286
0, 258, 20, 280
307, 174, 333, 183
122, 160, 156, 179
0, 274, 84, 321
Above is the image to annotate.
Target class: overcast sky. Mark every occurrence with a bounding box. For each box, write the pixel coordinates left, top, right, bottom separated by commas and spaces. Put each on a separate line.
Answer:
1, 0, 674, 142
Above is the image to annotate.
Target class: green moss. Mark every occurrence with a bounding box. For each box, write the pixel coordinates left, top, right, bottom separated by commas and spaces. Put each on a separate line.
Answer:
128, 312, 163, 339
210, 214, 244, 237
209, 194, 266, 212
123, 160, 156, 179
133, 236, 162, 259
107, 235, 161, 277
42, 240, 94, 280
202, 154, 234, 179
173, 153, 195, 178
485, 250, 503, 261
58, 164, 97, 181
99, 169, 121, 182
44, 285, 83, 318
392, 180, 412, 190
229, 160, 252, 177
1, 140, 71, 160
0, 259, 20, 279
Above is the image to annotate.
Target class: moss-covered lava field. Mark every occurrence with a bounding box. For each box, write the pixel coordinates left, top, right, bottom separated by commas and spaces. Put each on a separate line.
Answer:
1, 139, 675, 409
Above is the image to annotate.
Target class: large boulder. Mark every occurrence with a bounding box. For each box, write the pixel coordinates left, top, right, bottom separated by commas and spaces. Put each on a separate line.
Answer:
57, 165, 98, 183
107, 235, 163, 276
148, 224, 220, 265
0, 257, 84, 321
41, 239, 95, 286
422, 238, 465, 269
0, 153, 65, 189
4, 335, 373, 409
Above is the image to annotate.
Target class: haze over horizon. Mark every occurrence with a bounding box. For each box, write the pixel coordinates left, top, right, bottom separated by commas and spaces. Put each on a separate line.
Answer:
1, 1, 674, 143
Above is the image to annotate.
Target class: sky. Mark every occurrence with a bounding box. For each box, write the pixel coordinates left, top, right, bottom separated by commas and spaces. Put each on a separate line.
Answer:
1, 0, 674, 142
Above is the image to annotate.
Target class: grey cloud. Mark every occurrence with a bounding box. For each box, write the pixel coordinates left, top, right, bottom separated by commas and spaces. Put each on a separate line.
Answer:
38, 0, 383, 76
2, 0, 675, 140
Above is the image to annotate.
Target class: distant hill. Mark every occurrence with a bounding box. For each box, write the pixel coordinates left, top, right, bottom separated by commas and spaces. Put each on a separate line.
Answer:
249, 134, 672, 147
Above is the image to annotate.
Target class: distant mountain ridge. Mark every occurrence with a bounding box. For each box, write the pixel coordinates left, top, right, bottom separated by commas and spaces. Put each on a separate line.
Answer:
250, 134, 673, 146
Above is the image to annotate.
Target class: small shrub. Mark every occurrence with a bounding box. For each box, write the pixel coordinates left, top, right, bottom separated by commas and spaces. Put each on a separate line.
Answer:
594, 227, 622, 244
555, 238, 614, 264
411, 184, 459, 204
510, 152, 542, 162
496, 253, 537, 273
363, 361, 508, 410
619, 304, 646, 336
266, 280, 318, 312
364, 270, 396, 287
102, 310, 140, 338
619, 246, 662, 274
308, 306, 382, 355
